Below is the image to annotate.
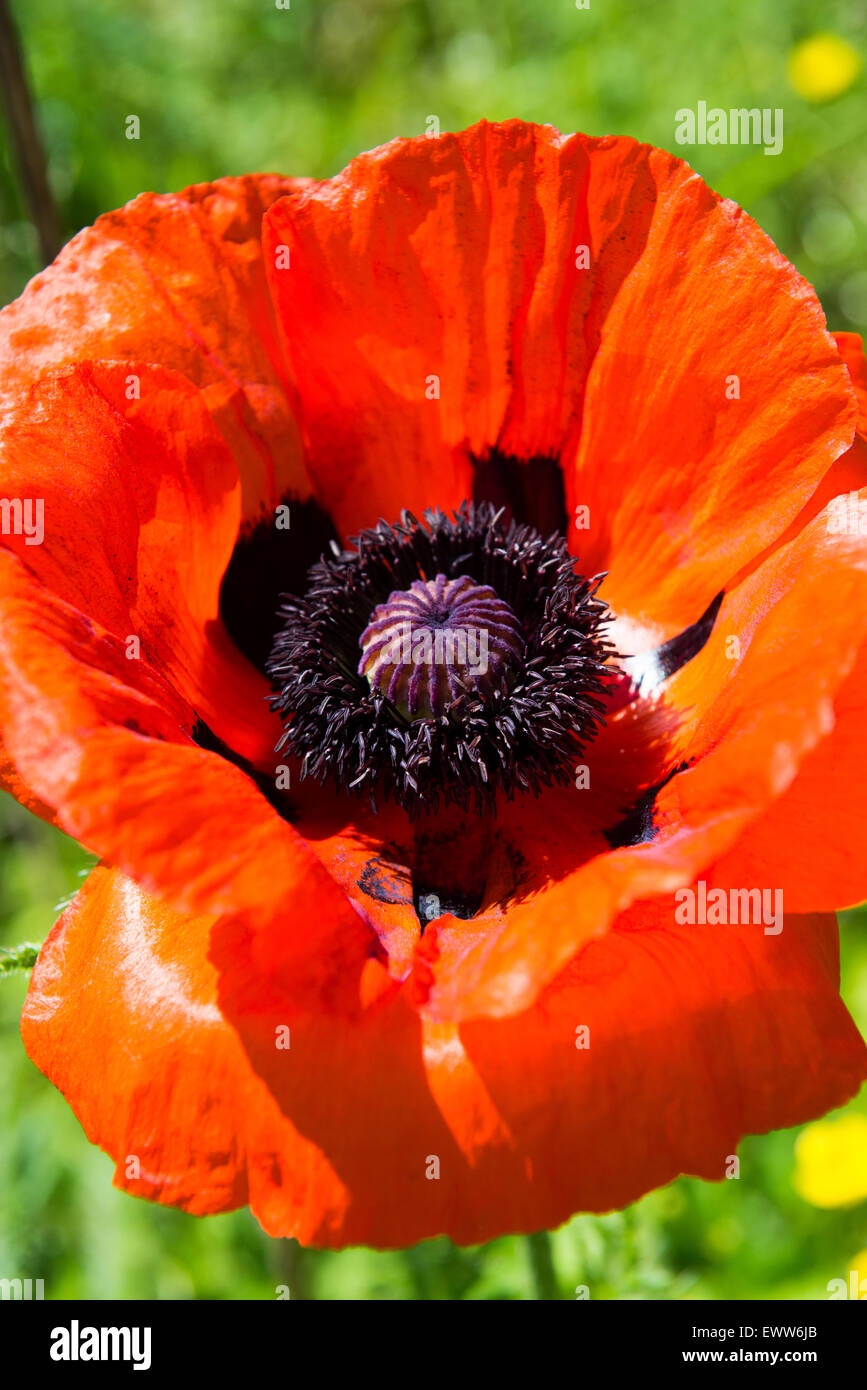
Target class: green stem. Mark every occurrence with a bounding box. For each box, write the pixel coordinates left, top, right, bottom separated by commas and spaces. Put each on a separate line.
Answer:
0, 942, 41, 976
0, 0, 62, 263
276, 1237, 310, 1301
526, 1230, 559, 1300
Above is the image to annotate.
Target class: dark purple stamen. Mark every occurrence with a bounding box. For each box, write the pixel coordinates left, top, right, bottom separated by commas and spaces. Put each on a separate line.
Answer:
267, 501, 616, 814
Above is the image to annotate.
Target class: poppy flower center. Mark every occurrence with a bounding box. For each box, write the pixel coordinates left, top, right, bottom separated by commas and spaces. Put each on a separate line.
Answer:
267, 502, 615, 815
358, 573, 524, 719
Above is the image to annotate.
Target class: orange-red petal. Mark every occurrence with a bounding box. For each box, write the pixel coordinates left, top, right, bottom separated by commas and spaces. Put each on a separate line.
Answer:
411, 485, 867, 1020
21, 869, 865, 1248
702, 339, 867, 909
0, 175, 313, 520
0, 363, 381, 992
0, 361, 269, 763
263, 120, 854, 622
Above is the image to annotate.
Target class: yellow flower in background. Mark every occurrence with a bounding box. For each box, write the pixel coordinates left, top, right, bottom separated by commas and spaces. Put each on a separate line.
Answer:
793, 1114, 867, 1208
788, 33, 861, 102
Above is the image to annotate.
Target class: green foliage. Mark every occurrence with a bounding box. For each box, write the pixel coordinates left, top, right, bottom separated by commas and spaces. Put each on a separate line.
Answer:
1, 0, 867, 327
0, 942, 40, 975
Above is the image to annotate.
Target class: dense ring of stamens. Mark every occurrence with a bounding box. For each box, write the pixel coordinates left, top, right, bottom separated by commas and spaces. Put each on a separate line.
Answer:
267, 501, 616, 814
358, 573, 525, 719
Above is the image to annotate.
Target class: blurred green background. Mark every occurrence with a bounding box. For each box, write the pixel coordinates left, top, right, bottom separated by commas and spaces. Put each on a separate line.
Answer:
3, 0, 867, 322
1, 0, 867, 1299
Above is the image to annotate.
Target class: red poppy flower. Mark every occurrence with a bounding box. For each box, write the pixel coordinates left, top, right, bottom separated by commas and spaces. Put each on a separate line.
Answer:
2, 120, 866, 1249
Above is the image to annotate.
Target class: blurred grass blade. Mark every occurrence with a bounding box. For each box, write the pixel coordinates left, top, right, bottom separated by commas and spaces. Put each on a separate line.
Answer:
526, 1230, 560, 1300
0, 0, 62, 263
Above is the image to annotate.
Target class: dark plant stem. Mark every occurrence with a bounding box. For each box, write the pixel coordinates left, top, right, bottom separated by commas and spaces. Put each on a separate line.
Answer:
0, 0, 62, 264
526, 1230, 559, 1300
